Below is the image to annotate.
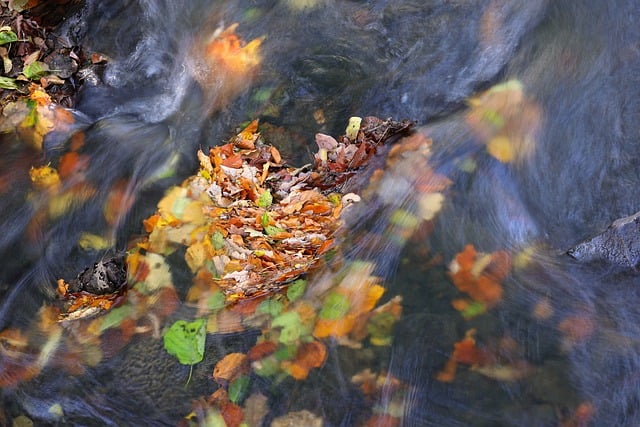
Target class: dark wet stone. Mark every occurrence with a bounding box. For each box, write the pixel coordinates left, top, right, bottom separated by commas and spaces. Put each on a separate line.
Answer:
568, 211, 640, 268
67, 254, 127, 294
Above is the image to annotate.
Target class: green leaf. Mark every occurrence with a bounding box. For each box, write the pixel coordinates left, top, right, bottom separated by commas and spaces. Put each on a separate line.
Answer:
207, 291, 226, 311
0, 76, 17, 90
459, 300, 487, 320
228, 375, 251, 404
256, 190, 272, 208
264, 225, 286, 236
272, 311, 302, 344
260, 212, 270, 228
286, 279, 306, 302
99, 304, 134, 332
22, 61, 49, 79
274, 343, 297, 361
211, 231, 225, 250
0, 28, 18, 45
163, 319, 206, 366
253, 355, 280, 377
256, 298, 284, 317
319, 292, 350, 320
367, 311, 396, 346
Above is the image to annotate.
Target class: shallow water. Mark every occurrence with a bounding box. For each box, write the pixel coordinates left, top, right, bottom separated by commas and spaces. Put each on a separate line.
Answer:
2, 0, 640, 426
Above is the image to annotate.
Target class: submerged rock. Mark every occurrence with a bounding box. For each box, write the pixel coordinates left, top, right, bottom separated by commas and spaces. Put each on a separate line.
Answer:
567, 211, 640, 268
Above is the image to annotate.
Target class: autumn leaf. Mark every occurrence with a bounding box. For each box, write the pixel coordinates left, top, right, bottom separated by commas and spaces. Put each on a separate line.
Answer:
213, 352, 250, 385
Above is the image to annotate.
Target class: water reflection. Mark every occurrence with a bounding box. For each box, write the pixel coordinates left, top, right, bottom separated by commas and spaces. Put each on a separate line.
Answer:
1, 0, 640, 426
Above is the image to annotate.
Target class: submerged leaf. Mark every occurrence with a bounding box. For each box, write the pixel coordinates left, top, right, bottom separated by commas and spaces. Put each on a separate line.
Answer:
319, 292, 350, 320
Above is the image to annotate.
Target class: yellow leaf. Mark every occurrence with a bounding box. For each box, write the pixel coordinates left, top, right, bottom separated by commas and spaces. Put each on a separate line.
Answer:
78, 233, 113, 251
486, 136, 514, 163
29, 165, 60, 190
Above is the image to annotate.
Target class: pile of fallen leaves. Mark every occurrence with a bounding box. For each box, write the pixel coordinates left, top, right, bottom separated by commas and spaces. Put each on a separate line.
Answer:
140, 116, 412, 303
0, 1, 86, 109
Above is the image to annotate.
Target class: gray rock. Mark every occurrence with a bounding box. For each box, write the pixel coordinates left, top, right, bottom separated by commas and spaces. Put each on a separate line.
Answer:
568, 211, 640, 268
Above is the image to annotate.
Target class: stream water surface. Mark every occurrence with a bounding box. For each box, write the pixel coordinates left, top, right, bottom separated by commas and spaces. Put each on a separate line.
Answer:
2, 1, 640, 426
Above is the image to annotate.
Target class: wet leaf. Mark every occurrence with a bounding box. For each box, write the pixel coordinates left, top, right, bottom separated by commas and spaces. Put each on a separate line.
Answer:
163, 318, 206, 366
228, 375, 251, 404
98, 304, 134, 332
256, 298, 284, 317
22, 61, 49, 79
318, 292, 350, 320
286, 279, 306, 302
0, 76, 17, 89
345, 116, 362, 140
207, 291, 226, 311
78, 233, 112, 251
0, 28, 18, 45
213, 352, 250, 385
272, 311, 304, 344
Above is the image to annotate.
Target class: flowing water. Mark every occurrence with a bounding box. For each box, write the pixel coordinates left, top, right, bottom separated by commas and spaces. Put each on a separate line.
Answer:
2, 0, 640, 425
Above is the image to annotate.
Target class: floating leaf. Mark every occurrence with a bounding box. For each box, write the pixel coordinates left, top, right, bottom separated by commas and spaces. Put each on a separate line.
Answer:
163, 319, 206, 365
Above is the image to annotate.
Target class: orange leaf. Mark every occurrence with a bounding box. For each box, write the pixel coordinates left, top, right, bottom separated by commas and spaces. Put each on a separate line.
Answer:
220, 401, 244, 427
247, 341, 277, 361
364, 415, 400, 427
213, 352, 250, 385
313, 315, 355, 338
435, 357, 457, 383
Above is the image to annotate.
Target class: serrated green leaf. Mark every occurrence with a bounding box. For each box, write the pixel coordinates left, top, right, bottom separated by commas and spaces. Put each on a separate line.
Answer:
319, 292, 350, 320
286, 279, 306, 302
0, 29, 18, 45
0, 76, 17, 90
22, 61, 49, 79
228, 375, 251, 404
163, 319, 206, 366
256, 190, 273, 208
